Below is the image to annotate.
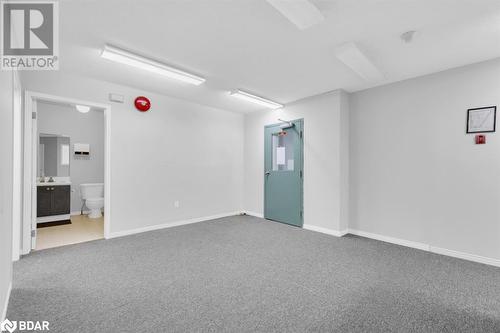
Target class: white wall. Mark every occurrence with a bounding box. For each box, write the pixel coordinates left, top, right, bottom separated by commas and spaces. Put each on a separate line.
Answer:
244, 90, 349, 233
350, 58, 500, 260
37, 103, 105, 213
21, 71, 244, 235
339, 92, 350, 232
0, 71, 14, 320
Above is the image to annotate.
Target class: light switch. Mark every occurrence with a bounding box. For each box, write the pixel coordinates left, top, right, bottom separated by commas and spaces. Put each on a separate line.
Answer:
109, 93, 124, 103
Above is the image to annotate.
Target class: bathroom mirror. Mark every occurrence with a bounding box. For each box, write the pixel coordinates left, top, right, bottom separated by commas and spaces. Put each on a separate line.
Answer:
38, 134, 70, 178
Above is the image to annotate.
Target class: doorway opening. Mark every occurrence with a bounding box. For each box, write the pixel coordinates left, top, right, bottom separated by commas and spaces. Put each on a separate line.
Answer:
264, 119, 303, 227
22, 92, 111, 253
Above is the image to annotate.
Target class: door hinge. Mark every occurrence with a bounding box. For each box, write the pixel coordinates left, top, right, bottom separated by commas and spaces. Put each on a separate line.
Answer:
31, 230, 36, 237
32, 111, 37, 119
300, 170, 303, 178
300, 131, 303, 139
300, 211, 303, 218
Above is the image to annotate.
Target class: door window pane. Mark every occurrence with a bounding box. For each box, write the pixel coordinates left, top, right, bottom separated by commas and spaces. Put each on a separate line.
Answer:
272, 131, 295, 171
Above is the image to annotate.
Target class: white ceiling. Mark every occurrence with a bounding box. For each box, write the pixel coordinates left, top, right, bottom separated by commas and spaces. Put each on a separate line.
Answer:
58, 0, 500, 113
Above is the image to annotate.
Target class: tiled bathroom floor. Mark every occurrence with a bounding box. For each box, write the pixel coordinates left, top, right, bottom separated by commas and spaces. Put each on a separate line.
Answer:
35, 214, 104, 250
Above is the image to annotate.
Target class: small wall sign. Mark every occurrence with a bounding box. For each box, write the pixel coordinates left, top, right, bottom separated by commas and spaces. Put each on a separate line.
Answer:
134, 96, 151, 112
467, 106, 496, 133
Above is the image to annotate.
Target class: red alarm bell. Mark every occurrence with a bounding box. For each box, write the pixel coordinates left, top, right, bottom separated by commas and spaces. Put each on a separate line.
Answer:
134, 96, 151, 112
475, 135, 486, 145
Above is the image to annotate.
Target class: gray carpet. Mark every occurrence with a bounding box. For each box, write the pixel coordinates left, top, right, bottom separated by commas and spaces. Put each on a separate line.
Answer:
7, 215, 500, 332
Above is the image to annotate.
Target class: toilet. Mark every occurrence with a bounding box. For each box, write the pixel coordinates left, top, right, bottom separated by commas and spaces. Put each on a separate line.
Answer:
80, 183, 104, 218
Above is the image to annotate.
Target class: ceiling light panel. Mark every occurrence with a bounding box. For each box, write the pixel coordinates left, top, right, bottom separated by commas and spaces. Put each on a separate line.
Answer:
334, 42, 384, 83
267, 0, 324, 30
101, 45, 205, 85
230, 90, 283, 110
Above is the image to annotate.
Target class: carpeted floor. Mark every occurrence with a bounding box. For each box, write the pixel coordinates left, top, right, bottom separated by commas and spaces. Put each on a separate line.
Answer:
8, 215, 500, 332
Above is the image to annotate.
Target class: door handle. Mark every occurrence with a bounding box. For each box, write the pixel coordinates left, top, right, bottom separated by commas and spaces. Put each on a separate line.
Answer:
265, 171, 271, 176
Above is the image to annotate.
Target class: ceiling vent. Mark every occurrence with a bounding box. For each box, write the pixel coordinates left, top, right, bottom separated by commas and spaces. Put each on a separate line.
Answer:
401, 30, 417, 43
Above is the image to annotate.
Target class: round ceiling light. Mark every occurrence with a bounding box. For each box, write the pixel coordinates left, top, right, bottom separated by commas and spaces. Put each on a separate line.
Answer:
76, 105, 91, 113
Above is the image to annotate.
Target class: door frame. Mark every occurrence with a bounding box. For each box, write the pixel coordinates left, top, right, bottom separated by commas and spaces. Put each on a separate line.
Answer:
263, 118, 304, 226
22, 91, 112, 254
12, 70, 22, 261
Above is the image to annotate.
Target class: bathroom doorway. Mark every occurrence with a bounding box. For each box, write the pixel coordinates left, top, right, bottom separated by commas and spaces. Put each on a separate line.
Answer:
21, 92, 111, 253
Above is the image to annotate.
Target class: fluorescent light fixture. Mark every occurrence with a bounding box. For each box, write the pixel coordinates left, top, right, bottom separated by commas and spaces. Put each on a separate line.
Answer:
101, 45, 205, 85
335, 42, 384, 83
267, 0, 324, 30
230, 90, 283, 109
75, 105, 90, 113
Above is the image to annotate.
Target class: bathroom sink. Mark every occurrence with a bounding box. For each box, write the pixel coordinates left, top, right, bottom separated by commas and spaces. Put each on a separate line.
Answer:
37, 181, 71, 186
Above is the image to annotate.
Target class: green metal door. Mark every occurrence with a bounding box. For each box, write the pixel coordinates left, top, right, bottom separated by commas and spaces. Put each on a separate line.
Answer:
264, 119, 303, 227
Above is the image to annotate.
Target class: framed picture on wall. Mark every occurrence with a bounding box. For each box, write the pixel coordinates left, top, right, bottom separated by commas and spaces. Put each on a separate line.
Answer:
467, 106, 496, 133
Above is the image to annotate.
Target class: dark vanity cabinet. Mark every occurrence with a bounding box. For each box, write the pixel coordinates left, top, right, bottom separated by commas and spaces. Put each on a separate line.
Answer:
37, 185, 71, 217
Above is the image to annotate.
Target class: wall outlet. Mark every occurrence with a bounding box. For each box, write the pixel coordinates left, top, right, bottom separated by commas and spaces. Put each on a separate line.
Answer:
174, 200, 180, 208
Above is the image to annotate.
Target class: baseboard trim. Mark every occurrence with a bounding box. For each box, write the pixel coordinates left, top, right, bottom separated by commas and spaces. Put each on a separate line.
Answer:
429, 246, 500, 268
348, 229, 429, 251
243, 211, 264, 218
348, 229, 500, 268
338, 229, 349, 236
106, 211, 241, 239
1, 282, 12, 321
303, 224, 348, 237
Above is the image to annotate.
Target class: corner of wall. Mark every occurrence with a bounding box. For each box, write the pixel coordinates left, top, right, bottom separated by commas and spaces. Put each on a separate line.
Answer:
339, 90, 350, 231
1, 282, 12, 321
